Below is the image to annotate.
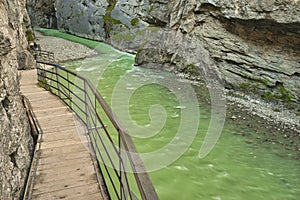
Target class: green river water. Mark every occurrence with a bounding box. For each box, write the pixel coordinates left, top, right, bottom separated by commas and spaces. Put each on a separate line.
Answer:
39, 29, 299, 200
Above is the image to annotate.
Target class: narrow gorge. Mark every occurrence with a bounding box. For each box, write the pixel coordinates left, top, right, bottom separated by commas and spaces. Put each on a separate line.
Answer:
1, 0, 299, 199
27, 0, 300, 109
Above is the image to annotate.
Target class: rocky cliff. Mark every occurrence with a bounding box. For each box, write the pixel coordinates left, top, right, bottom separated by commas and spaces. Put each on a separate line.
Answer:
0, 0, 34, 199
27, 0, 300, 107
138, 0, 300, 107
27, 0, 57, 28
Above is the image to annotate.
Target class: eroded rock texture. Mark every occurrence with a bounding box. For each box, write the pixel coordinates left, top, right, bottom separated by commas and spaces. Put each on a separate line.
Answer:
27, 0, 57, 28
0, 0, 34, 199
27, 0, 300, 106
142, 0, 300, 105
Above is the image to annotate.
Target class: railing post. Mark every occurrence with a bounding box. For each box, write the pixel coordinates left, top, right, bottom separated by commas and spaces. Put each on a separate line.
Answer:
67, 72, 71, 108
35, 61, 159, 200
84, 81, 90, 131
55, 67, 61, 97
119, 131, 132, 200
119, 133, 124, 200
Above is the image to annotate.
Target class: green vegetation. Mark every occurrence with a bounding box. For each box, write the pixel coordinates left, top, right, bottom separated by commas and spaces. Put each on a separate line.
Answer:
112, 32, 134, 42
239, 82, 251, 91
239, 78, 293, 105
181, 63, 197, 75
103, 0, 117, 38
261, 86, 292, 103
38, 76, 52, 92
149, 4, 154, 13
185, 64, 196, 72
136, 41, 148, 56
26, 29, 34, 42
278, 85, 292, 102
130, 18, 139, 26
106, 0, 116, 12
76, 10, 84, 18
102, 15, 122, 25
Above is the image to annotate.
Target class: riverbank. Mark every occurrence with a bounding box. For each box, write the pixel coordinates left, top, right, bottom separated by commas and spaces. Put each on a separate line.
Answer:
34, 30, 299, 159
34, 31, 98, 62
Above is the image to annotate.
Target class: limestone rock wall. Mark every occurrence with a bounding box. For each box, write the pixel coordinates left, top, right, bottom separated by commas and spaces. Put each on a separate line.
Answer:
54, 0, 108, 40
53, 0, 150, 41
27, 0, 300, 106
26, 0, 57, 28
0, 0, 34, 199
142, 0, 300, 105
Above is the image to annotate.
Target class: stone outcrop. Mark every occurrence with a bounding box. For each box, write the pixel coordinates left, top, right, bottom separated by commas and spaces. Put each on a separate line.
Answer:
26, 0, 57, 28
55, 0, 108, 40
27, 0, 300, 106
140, 0, 300, 106
52, 0, 150, 41
0, 0, 34, 199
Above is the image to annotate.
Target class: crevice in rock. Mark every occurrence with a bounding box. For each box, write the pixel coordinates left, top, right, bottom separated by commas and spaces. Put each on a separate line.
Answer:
103, 0, 117, 39
293, 72, 300, 77
197, 3, 220, 13
9, 151, 18, 168
0, 32, 12, 56
2, 96, 10, 112
82, 1, 88, 7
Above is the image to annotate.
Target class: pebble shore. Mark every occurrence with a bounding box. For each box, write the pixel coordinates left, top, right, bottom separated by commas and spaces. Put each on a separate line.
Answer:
35, 31, 97, 63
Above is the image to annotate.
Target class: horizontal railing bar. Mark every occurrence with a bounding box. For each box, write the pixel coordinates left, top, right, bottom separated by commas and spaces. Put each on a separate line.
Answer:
90, 134, 121, 200
86, 107, 121, 177
38, 61, 85, 81
88, 125, 107, 131
40, 66, 86, 94
36, 60, 159, 200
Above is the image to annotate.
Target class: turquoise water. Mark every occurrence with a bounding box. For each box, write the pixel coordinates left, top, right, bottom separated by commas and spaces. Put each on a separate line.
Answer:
39, 29, 300, 200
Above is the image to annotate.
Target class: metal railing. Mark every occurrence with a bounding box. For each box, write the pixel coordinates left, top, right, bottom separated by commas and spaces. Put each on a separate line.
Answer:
21, 96, 43, 200
36, 61, 159, 200
31, 48, 55, 63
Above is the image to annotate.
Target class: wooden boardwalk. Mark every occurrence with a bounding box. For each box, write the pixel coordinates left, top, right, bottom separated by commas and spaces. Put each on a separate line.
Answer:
20, 69, 105, 200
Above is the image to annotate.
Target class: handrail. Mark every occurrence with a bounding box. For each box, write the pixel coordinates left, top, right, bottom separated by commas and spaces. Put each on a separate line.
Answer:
21, 96, 43, 200
36, 61, 159, 200
31, 48, 55, 63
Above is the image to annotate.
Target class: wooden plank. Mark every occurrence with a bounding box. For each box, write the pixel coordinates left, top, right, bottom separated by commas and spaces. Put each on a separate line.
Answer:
42, 124, 79, 134
41, 129, 86, 142
20, 69, 104, 200
38, 147, 91, 165
37, 116, 76, 130
34, 107, 71, 117
36, 156, 92, 171
32, 182, 102, 200
34, 163, 96, 182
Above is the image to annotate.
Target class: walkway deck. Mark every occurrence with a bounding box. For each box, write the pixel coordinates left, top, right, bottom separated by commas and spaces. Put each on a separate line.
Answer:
20, 69, 104, 200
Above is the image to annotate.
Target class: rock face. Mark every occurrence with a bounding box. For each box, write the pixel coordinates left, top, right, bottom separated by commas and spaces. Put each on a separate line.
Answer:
53, 0, 150, 41
55, 0, 108, 40
141, 0, 300, 106
27, 0, 300, 106
27, 0, 57, 28
0, 0, 34, 199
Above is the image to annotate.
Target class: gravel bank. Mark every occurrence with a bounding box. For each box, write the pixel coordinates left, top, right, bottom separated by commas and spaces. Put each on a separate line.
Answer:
227, 93, 300, 134
35, 31, 97, 63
